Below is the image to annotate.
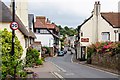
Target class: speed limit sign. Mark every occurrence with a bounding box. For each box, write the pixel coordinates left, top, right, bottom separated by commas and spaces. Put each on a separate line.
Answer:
10, 22, 19, 30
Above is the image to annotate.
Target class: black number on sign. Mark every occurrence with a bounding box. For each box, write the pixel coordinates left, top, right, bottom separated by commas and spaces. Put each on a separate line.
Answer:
12, 24, 17, 28
10, 22, 19, 30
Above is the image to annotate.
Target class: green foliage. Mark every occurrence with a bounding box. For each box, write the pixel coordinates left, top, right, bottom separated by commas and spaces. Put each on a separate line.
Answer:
87, 41, 120, 68
87, 47, 95, 59
112, 43, 120, 56
36, 59, 43, 65
57, 25, 77, 36
42, 46, 51, 54
0, 29, 26, 79
26, 48, 43, 67
87, 42, 120, 60
41, 57, 45, 61
60, 37, 66, 47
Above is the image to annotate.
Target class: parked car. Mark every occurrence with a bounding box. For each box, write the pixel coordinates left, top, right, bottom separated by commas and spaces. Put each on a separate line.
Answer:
57, 51, 64, 56
63, 50, 67, 54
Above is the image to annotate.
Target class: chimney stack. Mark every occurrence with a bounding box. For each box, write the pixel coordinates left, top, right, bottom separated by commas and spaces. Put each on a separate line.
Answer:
36, 16, 46, 25
94, 1, 101, 15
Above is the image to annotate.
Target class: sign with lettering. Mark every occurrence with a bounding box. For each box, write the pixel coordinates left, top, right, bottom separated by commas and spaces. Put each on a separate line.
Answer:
81, 38, 89, 42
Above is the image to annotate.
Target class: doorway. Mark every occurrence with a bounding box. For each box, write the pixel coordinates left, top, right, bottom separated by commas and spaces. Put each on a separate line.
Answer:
81, 46, 86, 61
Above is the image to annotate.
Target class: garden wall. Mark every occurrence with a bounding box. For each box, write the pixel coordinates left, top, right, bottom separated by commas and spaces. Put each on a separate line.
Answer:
91, 53, 120, 72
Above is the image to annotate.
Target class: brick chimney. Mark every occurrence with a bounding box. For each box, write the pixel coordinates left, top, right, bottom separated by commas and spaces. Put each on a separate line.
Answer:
93, 1, 101, 15
36, 16, 46, 25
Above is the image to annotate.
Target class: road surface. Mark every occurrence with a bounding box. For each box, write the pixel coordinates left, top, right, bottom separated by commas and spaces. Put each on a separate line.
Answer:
46, 47, 119, 80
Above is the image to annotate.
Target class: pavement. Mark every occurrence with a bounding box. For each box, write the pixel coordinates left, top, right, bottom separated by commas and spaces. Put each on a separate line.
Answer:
26, 61, 60, 79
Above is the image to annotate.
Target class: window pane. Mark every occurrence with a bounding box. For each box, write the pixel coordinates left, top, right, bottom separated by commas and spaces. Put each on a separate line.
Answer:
102, 32, 109, 41
40, 29, 50, 34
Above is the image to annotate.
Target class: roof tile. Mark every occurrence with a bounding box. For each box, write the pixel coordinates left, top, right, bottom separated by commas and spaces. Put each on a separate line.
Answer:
101, 12, 120, 28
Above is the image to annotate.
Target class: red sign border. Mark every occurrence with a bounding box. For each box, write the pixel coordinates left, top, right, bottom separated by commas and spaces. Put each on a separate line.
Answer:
81, 38, 89, 42
10, 22, 19, 30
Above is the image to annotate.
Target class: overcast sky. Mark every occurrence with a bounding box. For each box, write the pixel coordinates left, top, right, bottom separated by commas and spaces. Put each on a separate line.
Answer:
3, 0, 119, 28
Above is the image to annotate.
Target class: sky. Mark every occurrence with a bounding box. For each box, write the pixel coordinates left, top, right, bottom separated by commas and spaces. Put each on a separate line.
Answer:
3, 0, 120, 28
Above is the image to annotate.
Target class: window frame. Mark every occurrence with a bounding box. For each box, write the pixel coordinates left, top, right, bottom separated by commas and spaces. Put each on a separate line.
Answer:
40, 29, 50, 34
101, 32, 110, 41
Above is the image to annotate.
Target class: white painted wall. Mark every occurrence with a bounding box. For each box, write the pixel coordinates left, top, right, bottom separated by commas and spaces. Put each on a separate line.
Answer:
35, 34, 54, 47
16, 0, 29, 31
98, 16, 119, 42
67, 36, 76, 47
77, 1, 120, 59
80, 17, 93, 46
80, 15, 119, 47
0, 22, 27, 60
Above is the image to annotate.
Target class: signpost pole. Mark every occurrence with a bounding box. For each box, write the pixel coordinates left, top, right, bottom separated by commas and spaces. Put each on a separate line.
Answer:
10, 1, 19, 80
11, 0, 16, 80
11, 0, 15, 56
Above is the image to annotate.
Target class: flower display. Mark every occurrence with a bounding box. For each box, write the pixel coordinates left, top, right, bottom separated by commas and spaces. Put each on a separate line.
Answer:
87, 41, 120, 71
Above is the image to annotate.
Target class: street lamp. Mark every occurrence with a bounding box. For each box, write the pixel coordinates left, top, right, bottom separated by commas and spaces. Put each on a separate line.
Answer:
114, 30, 118, 42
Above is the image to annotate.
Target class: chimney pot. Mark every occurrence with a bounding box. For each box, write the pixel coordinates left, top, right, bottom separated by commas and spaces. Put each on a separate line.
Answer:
93, 1, 101, 15
98, 1, 100, 5
36, 16, 46, 25
95, 1, 97, 4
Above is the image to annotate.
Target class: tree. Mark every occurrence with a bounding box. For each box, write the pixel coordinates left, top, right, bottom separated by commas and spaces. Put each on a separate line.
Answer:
1, 29, 26, 79
64, 26, 69, 31
57, 25, 77, 37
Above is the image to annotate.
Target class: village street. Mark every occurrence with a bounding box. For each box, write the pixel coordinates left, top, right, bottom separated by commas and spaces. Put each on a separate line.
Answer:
28, 47, 119, 80
1, 1, 120, 80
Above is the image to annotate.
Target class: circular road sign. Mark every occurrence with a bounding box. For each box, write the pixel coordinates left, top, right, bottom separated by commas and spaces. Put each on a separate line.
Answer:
10, 22, 19, 30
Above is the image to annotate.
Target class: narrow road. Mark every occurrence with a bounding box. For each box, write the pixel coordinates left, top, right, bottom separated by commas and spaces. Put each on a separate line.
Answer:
46, 47, 119, 80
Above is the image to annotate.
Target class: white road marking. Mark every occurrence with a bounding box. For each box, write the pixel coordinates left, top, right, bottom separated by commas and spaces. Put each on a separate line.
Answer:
71, 54, 74, 63
65, 73, 74, 75
50, 62, 67, 73
53, 72, 65, 80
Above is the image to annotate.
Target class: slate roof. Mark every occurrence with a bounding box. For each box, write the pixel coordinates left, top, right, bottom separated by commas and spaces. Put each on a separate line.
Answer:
28, 14, 36, 38
29, 30, 36, 38
0, 1, 29, 37
28, 14, 34, 29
